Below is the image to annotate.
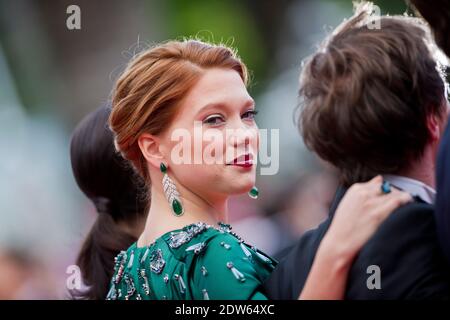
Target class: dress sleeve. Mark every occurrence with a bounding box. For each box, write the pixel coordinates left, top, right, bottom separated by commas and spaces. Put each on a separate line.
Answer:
190, 233, 270, 300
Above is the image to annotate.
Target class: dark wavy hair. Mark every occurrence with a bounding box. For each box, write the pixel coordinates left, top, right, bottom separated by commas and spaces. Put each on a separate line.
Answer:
298, 3, 448, 187
409, 0, 450, 57
70, 106, 148, 299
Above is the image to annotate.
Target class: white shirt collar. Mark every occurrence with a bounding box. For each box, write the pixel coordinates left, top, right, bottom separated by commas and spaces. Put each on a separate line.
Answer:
383, 174, 436, 205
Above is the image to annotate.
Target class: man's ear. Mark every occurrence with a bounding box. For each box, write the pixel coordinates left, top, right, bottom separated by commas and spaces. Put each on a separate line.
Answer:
427, 113, 442, 142
138, 133, 164, 170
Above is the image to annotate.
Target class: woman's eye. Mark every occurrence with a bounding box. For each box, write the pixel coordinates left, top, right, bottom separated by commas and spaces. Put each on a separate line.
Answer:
203, 115, 225, 126
242, 109, 258, 120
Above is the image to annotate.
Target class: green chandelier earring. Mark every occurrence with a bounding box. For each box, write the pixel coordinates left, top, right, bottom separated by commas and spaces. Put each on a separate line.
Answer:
160, 162, 184, 216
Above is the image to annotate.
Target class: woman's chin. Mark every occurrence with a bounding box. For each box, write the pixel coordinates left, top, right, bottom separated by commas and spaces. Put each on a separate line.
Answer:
216, 166, 256, 195
227, 181, 255, 195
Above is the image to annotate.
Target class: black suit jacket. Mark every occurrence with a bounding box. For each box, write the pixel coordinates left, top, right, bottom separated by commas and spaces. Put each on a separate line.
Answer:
263, 187, 450, 299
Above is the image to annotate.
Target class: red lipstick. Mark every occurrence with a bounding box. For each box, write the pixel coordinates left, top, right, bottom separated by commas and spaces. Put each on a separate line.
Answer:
227, 154, 254, 168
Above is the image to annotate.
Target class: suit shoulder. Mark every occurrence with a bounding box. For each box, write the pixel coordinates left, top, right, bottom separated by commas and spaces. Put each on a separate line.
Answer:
347, 201, 450, 299
370, 201, 435, 239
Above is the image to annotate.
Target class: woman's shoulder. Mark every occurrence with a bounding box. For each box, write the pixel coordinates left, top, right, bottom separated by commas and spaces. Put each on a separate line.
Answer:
185, 223, 278, 300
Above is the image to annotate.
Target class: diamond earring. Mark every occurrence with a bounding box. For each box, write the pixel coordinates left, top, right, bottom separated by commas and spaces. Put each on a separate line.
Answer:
160, 162, 184, 216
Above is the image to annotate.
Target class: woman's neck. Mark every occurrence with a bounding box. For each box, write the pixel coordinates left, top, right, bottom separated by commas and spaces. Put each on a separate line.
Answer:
137, 185, 228, 247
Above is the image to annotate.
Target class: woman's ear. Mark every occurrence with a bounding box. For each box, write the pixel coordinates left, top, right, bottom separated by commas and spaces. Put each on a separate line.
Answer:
138, 133, 164, 170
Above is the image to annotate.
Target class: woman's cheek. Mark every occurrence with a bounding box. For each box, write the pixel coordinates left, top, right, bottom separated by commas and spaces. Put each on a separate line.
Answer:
255, 128, 260, 153
201, 130, 226, 164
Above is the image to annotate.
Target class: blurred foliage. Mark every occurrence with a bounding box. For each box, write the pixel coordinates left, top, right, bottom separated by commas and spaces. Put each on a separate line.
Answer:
329, 0, 412, 14
0, 0, 435, 115
162, 0, 268, 93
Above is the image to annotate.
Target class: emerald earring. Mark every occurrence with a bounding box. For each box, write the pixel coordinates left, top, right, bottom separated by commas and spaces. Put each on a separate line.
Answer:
160, 162, 184, 216
248, 186, 259, 199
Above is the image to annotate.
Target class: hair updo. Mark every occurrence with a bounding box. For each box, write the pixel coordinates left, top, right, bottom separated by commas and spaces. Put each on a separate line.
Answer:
109, 39, 248, 182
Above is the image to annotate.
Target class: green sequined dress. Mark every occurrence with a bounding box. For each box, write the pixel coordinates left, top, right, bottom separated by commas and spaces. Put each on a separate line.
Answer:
106, 222, 278, 300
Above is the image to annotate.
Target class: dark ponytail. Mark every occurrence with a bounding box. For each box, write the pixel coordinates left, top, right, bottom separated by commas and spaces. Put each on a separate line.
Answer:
70, 106, 148, 299
75, 212, 136, 299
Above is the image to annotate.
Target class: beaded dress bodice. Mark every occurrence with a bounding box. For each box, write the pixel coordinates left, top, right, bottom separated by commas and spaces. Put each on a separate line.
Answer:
106, 221, 277, 300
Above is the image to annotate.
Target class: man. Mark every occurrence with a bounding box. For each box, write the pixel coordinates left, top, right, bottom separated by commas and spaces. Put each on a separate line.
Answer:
263, 3, 450, 299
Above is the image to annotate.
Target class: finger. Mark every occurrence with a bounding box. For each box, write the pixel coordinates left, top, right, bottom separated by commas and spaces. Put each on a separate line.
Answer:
374, 189, 412, 204
375, 191, 413, 218
364, 175, 385, 195
367, 175, 383, 186
387, 188, 413, 201
346, 175, 385, 200
353, 175, 382, 190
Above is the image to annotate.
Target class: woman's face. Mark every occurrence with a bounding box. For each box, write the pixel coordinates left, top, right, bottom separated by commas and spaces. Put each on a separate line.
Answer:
159, 68, 258, 200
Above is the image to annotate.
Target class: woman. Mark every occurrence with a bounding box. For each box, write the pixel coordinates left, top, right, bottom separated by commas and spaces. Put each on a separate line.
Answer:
102, 39, 411, 300
70, 106, 149, 299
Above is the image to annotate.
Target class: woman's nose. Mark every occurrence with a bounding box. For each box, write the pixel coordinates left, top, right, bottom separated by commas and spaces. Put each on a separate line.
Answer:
229, 127, 254, 149
233, 132, 250, 148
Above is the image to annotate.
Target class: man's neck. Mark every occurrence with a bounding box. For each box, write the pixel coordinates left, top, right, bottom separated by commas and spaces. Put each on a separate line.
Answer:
397, 149, 436, 189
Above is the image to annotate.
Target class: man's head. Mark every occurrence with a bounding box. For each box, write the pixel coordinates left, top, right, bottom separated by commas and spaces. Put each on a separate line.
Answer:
298, 2, 449, 187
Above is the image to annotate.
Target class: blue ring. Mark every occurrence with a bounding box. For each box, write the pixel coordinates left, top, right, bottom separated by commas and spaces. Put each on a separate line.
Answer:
381, 181, 392, 194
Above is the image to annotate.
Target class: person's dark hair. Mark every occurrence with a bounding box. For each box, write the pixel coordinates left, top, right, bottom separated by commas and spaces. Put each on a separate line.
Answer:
298, 2, 448, 187
70, 106, 148, 299
409, 0, 450, 57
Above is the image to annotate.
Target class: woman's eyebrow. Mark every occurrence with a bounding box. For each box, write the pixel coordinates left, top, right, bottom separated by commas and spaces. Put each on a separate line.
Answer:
195, 102, 228, 118
198, 102, 225, 112
196, 99, 255, 116
245, 99, 256, 108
